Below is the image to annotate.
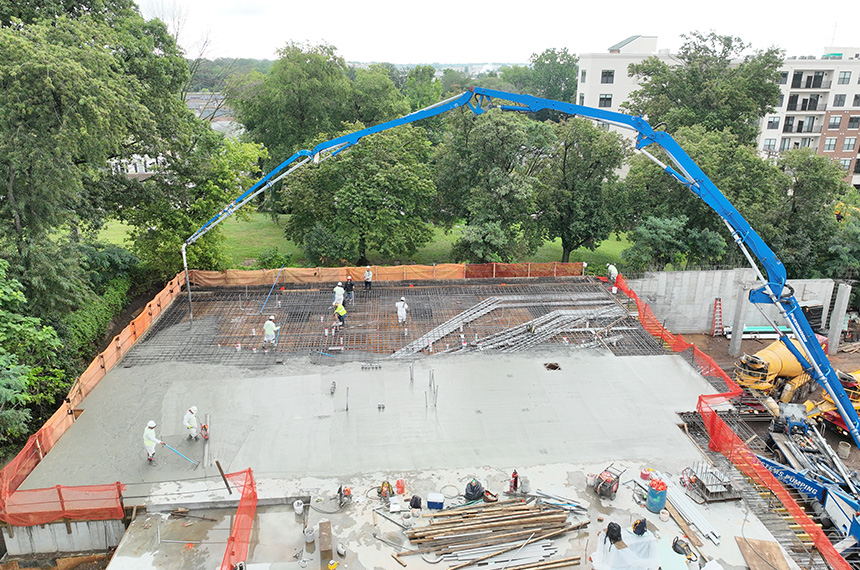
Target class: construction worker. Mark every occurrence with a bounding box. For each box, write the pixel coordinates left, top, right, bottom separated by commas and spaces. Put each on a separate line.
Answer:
184, 406, 199, 441
263, 315, 279, 348
143, 420, 164, 463
344, 276, 355, 304
333, 281, 345, 305
333, 302, 347, 329
606, 263, 618, 286
363, 266, 373, 290
396, 296, 409, 325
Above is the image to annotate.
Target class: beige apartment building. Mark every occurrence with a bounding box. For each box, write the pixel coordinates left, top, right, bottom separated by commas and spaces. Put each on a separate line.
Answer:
576, 38, 860, 188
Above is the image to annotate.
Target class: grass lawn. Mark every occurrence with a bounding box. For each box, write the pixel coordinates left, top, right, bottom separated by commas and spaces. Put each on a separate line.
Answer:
100, 212, 630, 270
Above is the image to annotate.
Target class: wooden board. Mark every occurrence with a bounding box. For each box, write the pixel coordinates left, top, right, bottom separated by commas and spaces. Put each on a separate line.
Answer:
664, 501, 703, 547
735, 536, 790, 570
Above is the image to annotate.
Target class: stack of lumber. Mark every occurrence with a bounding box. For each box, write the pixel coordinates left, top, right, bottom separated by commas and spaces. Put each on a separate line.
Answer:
396, 499, 586, 569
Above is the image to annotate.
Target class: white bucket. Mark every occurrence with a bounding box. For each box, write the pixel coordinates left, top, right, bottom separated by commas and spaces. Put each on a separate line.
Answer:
586, 474, 596, 488
304, 526, 315, 543
611, 286, 618, 294
839, 441, 851, 460
293, 499, 304, 515
659, 509, 670, 522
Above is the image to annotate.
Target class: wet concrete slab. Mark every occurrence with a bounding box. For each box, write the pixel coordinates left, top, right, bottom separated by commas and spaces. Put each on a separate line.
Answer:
22, 352, 712, 491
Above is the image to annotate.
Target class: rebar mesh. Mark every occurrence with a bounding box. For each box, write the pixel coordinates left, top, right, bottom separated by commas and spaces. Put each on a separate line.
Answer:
122, 277, 666, 367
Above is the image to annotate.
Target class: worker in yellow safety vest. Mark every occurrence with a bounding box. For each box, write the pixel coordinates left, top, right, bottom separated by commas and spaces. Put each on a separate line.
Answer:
333, 302, 347, 329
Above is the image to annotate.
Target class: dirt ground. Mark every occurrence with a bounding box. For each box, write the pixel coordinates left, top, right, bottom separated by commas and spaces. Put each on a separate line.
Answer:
684, 333, 860, 373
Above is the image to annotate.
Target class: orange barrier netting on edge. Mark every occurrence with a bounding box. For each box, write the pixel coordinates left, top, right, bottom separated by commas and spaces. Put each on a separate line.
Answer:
0, 272, 187, 526
189, 262, 586, 287
614, 275, 850, 570
220, 469, 257, 570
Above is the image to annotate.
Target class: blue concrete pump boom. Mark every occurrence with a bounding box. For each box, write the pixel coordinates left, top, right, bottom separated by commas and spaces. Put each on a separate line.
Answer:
184, 87, 860, 450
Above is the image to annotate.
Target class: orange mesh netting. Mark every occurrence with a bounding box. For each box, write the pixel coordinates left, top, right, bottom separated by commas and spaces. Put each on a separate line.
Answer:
220, 469, 257, 570
0, 273, 186, 526
190, 262, 585, 286
613, 274, 849, 570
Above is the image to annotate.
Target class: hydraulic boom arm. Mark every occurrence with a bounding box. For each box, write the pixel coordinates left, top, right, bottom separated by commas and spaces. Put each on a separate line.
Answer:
185, 87, 860, 449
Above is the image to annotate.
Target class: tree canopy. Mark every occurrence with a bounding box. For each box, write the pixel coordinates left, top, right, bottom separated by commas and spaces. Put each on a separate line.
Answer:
624, 32, 783, 146
537, 119, 630, 262
281, 124, 436, 265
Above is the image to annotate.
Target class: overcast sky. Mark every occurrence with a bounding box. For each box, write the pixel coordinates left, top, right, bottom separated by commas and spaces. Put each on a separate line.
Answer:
138, 0, 857, 64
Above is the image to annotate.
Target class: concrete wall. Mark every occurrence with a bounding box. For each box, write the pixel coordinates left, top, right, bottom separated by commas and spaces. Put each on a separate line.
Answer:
2, 519, 125, 556
626, 269, 835, 334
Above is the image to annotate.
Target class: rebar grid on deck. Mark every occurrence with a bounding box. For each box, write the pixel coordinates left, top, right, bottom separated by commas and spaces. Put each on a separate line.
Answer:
122, 278, 665, 367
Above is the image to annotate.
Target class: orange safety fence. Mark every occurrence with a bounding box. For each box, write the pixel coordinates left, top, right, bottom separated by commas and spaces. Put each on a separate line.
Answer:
220, 469, 257, 570
189, 262, 586, 287
0, 272, 188, 526
614, 274, 850, 570
464, 262, 584, 279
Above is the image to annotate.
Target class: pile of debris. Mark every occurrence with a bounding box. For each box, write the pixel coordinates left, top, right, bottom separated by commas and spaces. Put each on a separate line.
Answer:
398, 499, 586, 568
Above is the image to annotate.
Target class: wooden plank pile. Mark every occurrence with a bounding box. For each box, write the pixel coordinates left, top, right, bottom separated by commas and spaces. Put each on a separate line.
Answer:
395, 499, 586, 569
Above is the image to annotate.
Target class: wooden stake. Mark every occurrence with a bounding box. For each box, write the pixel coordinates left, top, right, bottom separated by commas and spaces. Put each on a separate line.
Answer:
215, 460, 232, 495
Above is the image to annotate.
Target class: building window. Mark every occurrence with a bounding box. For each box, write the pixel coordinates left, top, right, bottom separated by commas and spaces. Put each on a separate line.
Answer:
845, 137, 857, 152
596, 121, 610, 130
763, 138, 777, 151
856, 160, 860, 174
598, 94, 612, 108
854, 94, 860, 106
579, 93, 585, 106
780, 138, 792, 151
840, 158, 852, 171
581, 70, 586, 83
767, 117, 780, 129
777, 94, 784, 108
824, 137, 837, 151
849, 116, 860, 129
601, 70, 615, 84
834, 94, 846, 107
779, 72, 788, 85
839, 71, 852, 84
830, 116, 842, 129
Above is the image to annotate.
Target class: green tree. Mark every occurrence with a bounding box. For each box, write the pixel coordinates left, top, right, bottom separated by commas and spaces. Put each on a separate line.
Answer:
282, 123, 436, 265
772, 148, 851, 277
435, 110, 554, 262
621, 126, 783, 249
349, 65, 410, 125
0, 259, 63, 445
230, 42, 351, 165
403, 65, 442, 111
499, 65, 533, 93
622, 216, 726, 271
529, 48, 578, 103
118, 133, 268, 279
440, 68, 472, 96
625, 31, 783, 146
537, 119, 630, 262
0, 12, 190, 315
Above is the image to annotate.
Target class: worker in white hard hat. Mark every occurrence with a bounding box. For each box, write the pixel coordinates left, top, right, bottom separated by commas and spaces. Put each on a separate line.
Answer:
143, 420, 164, 463
333, 281, 345, 305
606, 263, 618, 286
263, 315, 280, 349
184, 406, 200, 441
395, 296, 409, 325
363, 266, 373, 291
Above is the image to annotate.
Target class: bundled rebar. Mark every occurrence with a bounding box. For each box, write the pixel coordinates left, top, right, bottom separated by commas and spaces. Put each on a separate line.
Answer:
396, 499, 587, 568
